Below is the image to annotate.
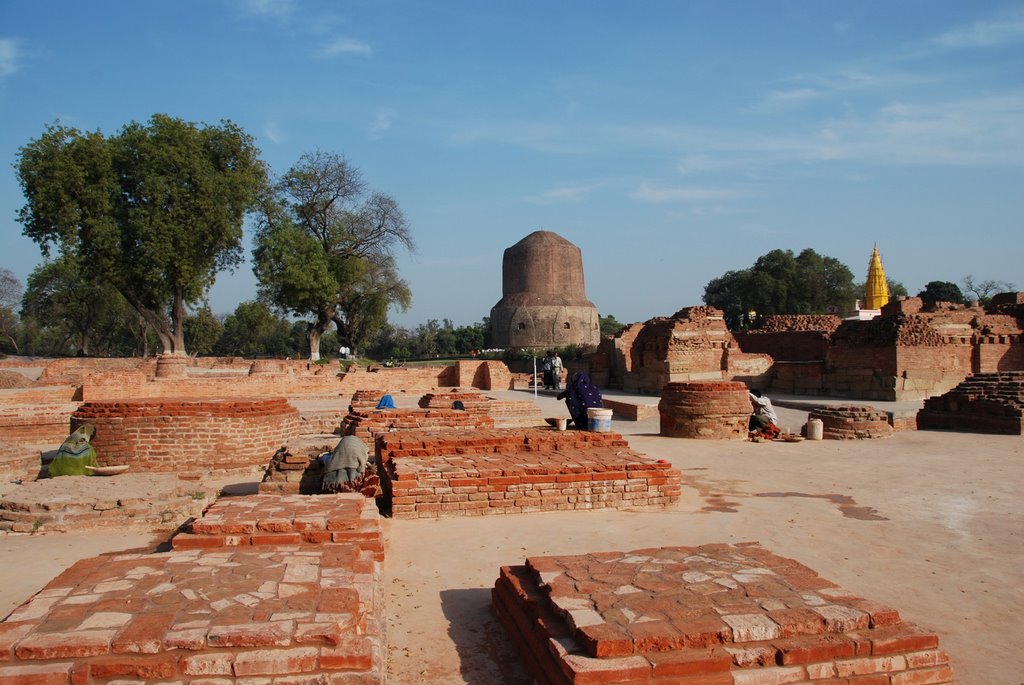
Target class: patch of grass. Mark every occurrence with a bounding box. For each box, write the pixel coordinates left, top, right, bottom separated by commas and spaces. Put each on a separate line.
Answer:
190, 491, 206, 500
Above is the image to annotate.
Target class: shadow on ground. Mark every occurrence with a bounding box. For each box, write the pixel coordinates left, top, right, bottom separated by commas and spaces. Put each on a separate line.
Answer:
440, 587, 531, 685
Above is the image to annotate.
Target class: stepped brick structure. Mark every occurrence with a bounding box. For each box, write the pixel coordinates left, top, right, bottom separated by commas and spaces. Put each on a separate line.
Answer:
490, 231, 601, 349
659, 382, 752, 440
0, 473, 217, 534
341, 407, 494, 448
494, 543, 952, 685
172, 493, 384, 560
917, 371, 1024, 434
71, 398, 301, 472
0, 543, 385, 684
377, 428, 680, 519
604, 307, 771, 394
807, 405, 894, 440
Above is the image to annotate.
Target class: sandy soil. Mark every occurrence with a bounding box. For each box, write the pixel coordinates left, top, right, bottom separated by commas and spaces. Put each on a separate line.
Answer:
1, 391, 1020, 685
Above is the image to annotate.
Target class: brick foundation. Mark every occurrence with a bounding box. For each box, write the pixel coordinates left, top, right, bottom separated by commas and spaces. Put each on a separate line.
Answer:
341, 407, 494, 448
808, 406, 894, 440
493, 543, 953, 685
71, 398, 301, 472
917, 371, 1024, 434
0, 474, 218, 534
378, 428, 680, 519
659, 382, 751, 439
172, 493, 384, 561
0, 533, 385, 683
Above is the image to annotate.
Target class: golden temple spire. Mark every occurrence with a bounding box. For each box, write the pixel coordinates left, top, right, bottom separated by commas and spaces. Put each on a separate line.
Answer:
864, 243, 889, 310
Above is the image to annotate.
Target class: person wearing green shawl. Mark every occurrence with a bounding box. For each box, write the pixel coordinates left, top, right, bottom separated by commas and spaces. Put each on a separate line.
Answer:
48, 424, 99, 477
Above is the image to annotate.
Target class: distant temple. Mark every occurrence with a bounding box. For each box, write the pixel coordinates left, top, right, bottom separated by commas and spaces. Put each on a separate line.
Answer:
864, 244, 889, 310
848, 244, 889, 320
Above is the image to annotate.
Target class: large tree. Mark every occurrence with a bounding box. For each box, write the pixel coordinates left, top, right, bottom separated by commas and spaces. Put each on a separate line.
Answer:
962, 275, 1015, 306
918, 280, 966, 305
0, 268, 21, 353
16, 114, 267, 355
704, 248, 858, 328
253, 151, 414, 360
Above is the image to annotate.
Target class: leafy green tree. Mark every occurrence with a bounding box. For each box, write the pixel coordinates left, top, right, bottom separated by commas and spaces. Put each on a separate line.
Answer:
215, 301, 293, 357
183, 305, 224, 356
599, 314, 626, 337
918, 281, 966, 305
704, 249, 857, 328
0, 268, 21, 353
16, 115, 267, 356
962, 275, 1015, 306
253, 151, 413, 361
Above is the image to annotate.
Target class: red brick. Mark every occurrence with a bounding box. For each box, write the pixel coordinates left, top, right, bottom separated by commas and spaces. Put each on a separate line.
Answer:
232, 646, 319, 676
14, 629, 114, 659
111, 612, 176, 654
180, 651, 235, 676
889, 665, 955, 685
88, 653, 178, 680
775, 634, 855, 665
647, 646, 732, 677
319, 636, 374, 670
0, 662, 74, 685
870, 627, 939, 655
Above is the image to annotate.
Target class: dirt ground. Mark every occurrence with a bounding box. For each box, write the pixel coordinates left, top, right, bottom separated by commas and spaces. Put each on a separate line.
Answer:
1, 391, 1020, 685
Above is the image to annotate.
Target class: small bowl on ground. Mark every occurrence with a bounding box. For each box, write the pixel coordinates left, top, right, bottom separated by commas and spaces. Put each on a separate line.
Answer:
85, 465, 131, 476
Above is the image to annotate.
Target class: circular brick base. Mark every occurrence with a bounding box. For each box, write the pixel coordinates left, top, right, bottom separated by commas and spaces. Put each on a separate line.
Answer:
808, 405, 893, 439
72, 397, 301, 471
659, 381, 751, 439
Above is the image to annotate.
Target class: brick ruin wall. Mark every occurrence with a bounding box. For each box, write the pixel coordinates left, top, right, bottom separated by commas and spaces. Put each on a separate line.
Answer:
917, 371, 1024, 435
378, 428, 680, 519
71, 398, 301, 472
341, 408, 496, 448
658, 381, 752, 440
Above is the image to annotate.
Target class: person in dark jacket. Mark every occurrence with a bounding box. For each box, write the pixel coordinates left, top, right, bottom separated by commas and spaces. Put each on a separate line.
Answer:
557, 372, 603, 429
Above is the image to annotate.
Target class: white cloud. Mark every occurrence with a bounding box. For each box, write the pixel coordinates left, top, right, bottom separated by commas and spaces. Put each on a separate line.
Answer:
0, 38, 19, 77
320, 37, 372, 57
630, 182, 742, 204
525, 183, 603, 205
932, 10, 1024, 49
368, 108, 394, 139
235, 0, 295, 20
263, 122, 286, 144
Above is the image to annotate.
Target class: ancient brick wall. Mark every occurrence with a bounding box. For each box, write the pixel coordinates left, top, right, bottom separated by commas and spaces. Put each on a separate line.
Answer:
975, 336, 1024, 372
0, 403, 77, 448
659, 382, 751, 439
342, 408, 495, 448
917, 371, 1024, 434
754, 314, 842, 333
734, 330, 831, 362
72, 398, 301, 471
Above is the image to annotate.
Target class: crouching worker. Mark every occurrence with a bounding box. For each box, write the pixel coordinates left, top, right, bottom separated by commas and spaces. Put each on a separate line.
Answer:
48, 424, 99, 477
748, 389, 781, 437
321, 435, 382, 498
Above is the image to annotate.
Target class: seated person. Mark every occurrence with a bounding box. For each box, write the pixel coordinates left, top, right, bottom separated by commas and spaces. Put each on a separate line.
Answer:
749, 390, 779, 431
48, 424, 99, 477
557, 372, 603, 429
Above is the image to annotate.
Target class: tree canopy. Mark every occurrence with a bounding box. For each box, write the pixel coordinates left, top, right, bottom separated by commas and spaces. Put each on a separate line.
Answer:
253, 151, 414, 360
918, 280, 966, 305
16, 114, 267, 355
704, 248, 858, 328
961, 275, 1015, 306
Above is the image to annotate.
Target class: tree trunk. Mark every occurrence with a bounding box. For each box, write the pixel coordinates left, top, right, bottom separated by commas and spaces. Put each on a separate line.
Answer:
121, 290, 177, 355
307, 305, 336, 361
169, 286, 187, 355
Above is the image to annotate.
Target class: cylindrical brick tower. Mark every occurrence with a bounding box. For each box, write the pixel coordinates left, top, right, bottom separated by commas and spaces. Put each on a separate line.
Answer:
489, 230, 600, 349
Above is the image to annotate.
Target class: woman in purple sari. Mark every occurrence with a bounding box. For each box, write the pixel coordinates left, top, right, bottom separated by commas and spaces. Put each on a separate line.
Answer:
558, 372, 603, 429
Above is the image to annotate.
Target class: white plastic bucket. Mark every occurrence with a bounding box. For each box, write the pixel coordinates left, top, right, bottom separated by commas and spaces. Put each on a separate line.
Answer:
587, 407, 613, 432
806, 418, 823, 440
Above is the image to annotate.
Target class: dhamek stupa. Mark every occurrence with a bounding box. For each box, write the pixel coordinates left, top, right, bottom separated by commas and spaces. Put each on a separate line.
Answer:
489, 231, 600, 349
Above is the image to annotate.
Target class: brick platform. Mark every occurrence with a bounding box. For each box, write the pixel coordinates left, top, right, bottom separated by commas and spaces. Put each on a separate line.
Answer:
659, 382, 752, 439
493, 543, 953, 685
0, 474, 217, 534
0, 541, 384, 684
72, 397, 301, 471
341, 408, 495, 448
808, 405, 894, 440
172, 494, 384, 561
379, 428, 680, 519
917, 371, 1024, 435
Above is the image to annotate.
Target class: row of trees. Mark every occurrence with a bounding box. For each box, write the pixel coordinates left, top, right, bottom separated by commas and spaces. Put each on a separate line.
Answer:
702, 248, 1014, 329
14, 115, 413, 360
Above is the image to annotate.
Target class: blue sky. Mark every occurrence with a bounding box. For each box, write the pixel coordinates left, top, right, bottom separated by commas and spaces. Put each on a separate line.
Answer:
1, 1, 1021, 328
